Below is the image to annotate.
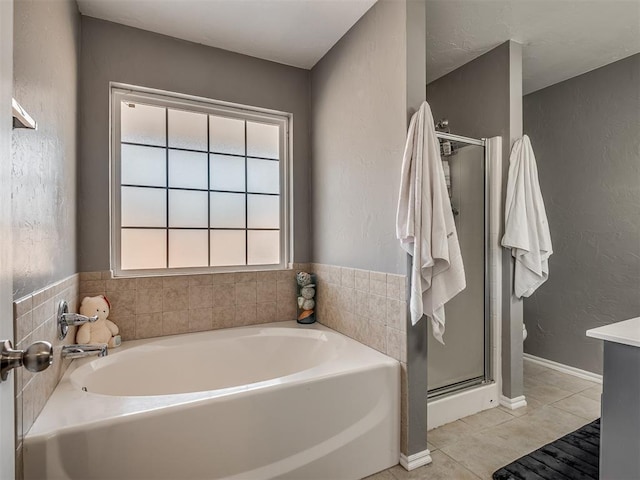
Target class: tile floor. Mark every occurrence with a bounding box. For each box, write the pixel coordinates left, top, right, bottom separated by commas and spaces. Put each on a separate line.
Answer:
368, 360, 602, 480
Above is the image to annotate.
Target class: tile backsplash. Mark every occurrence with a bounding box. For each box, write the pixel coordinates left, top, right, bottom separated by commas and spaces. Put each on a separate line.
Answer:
13, 273, 80, 479
310, 262, 409, 454
78, 266, 308, 341
311, 263, 408, 363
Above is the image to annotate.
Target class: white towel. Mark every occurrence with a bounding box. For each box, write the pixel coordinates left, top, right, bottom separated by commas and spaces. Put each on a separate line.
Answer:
502, 135, 553, 298
396, 101, 466, 344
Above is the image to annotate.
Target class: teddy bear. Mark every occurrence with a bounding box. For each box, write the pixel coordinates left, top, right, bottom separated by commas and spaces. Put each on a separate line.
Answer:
76, 295, 121, 348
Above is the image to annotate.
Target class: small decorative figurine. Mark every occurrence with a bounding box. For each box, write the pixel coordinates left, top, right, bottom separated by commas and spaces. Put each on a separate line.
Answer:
296, 272, 317, 324
76, 295, 122, 348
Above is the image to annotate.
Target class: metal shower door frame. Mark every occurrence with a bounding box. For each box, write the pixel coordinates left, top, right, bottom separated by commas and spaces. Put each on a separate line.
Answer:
428, 131, 492, 398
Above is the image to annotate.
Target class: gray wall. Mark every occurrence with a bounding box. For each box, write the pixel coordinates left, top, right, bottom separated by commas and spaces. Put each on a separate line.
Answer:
523, 54, 640, 374
78, 17, 311, 271
309, 0, 410, 275
402, 0, 429, 458
12, 0, 80, 299
310, 0, 428, 457
427, 41, 525, 399
1, 0, 15, 476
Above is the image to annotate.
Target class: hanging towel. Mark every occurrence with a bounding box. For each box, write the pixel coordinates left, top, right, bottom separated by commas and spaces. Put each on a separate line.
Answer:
502, 135, 553, 298
396, 101, 466, 344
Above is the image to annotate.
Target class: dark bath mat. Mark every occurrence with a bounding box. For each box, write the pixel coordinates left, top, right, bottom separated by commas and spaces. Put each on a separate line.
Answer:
492, 418, 600, 480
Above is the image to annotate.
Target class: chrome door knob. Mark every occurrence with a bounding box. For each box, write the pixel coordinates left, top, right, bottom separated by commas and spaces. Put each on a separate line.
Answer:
22, 341, 54, 373
0, 339, 53, 382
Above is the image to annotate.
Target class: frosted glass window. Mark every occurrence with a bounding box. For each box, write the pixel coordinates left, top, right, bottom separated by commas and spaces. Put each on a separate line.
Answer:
210, 192, 245, 228
121, 102, 166, 146
247, 122, 279, 159
121, 145, 166, 187
113, 87, 290, 273
210, 154, 245, 192
169, 230, 208, 268
247, 158, 279, 194
169, 150, 208, 189
211, 230, 246, 266
121, 229, 166, 270
169, 190, 208, 228
248, 230, 279, 265
247, 194, 279, 229
209, 115, 245, 155
121, 187, 166, 227
168, 109, 207, 151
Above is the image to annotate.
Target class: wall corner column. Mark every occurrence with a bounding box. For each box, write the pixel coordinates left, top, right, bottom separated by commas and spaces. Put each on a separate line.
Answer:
404, 0, 430, 463
500, 40, 524, 400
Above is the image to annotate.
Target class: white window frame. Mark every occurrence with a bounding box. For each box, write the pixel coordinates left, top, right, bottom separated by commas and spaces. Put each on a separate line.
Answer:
110, 83, 292, 277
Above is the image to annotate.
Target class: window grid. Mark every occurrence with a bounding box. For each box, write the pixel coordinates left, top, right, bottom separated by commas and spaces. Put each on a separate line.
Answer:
121, 140, 280, 162
119, 104, 282, 270
244, 121, 248, 266
206, 114, 211, 267
164, 108, 170, 268
121, 184, 279, 196
121, 227, 279, 231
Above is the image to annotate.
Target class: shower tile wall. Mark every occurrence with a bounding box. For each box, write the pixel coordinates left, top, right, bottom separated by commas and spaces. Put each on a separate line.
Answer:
78, 265, 309, 340
310, 263, 409, 454
12, 273, 80, 480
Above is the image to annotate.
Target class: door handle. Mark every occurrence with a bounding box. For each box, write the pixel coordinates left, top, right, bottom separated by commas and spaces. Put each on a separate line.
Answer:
0, 339, 53, 382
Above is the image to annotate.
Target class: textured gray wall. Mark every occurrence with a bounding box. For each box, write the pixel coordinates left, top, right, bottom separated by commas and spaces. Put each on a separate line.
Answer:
310, 0, 429, 457
523, 54, 640, 374
427, 43, 511, 149
427, 41, 525, 399
309, 0, 409, 275
78, 17, 311, 271
1, 0, 15, 476
403, 0, 429, 458
12, 0, 80, 300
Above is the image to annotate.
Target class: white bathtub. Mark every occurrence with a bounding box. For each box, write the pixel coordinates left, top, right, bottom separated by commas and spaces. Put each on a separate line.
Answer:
24, 321, 400, 480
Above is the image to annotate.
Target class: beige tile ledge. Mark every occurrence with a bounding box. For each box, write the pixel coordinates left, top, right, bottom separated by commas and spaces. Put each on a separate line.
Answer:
81, 263, 311, 281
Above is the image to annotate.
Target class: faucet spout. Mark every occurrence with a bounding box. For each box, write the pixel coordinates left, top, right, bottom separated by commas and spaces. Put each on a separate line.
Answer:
61, 344, 108, 360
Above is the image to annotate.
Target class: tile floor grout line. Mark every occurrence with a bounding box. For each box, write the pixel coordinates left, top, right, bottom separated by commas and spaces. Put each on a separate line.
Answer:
369, 363, 601, 480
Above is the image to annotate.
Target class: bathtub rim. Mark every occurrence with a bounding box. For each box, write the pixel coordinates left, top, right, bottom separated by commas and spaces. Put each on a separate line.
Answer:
25, 321, 400, 441
69, 324, 349, 396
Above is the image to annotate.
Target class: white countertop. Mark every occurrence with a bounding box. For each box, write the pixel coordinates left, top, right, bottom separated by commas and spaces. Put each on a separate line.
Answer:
587, 317, 640, 348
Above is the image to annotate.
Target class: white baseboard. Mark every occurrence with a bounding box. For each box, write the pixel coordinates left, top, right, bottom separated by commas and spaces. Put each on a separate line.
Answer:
427, 383, 499, 430
524, 353, 602, 384
399, 449, 432, 471
499, 394, 527, 410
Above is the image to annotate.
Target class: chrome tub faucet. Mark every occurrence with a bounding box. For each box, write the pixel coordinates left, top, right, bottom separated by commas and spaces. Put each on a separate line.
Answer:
61, 344, 108, 360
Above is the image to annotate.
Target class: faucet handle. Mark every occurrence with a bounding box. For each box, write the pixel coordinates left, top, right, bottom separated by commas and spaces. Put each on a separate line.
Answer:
57, 300, 99, 340
62, 313, 99, 325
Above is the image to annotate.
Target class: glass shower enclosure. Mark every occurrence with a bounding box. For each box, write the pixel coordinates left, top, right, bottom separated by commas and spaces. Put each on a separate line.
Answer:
427, 132, 491, 398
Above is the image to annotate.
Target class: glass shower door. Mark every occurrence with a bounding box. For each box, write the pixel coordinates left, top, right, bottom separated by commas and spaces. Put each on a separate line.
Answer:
427, 140, 488, 395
